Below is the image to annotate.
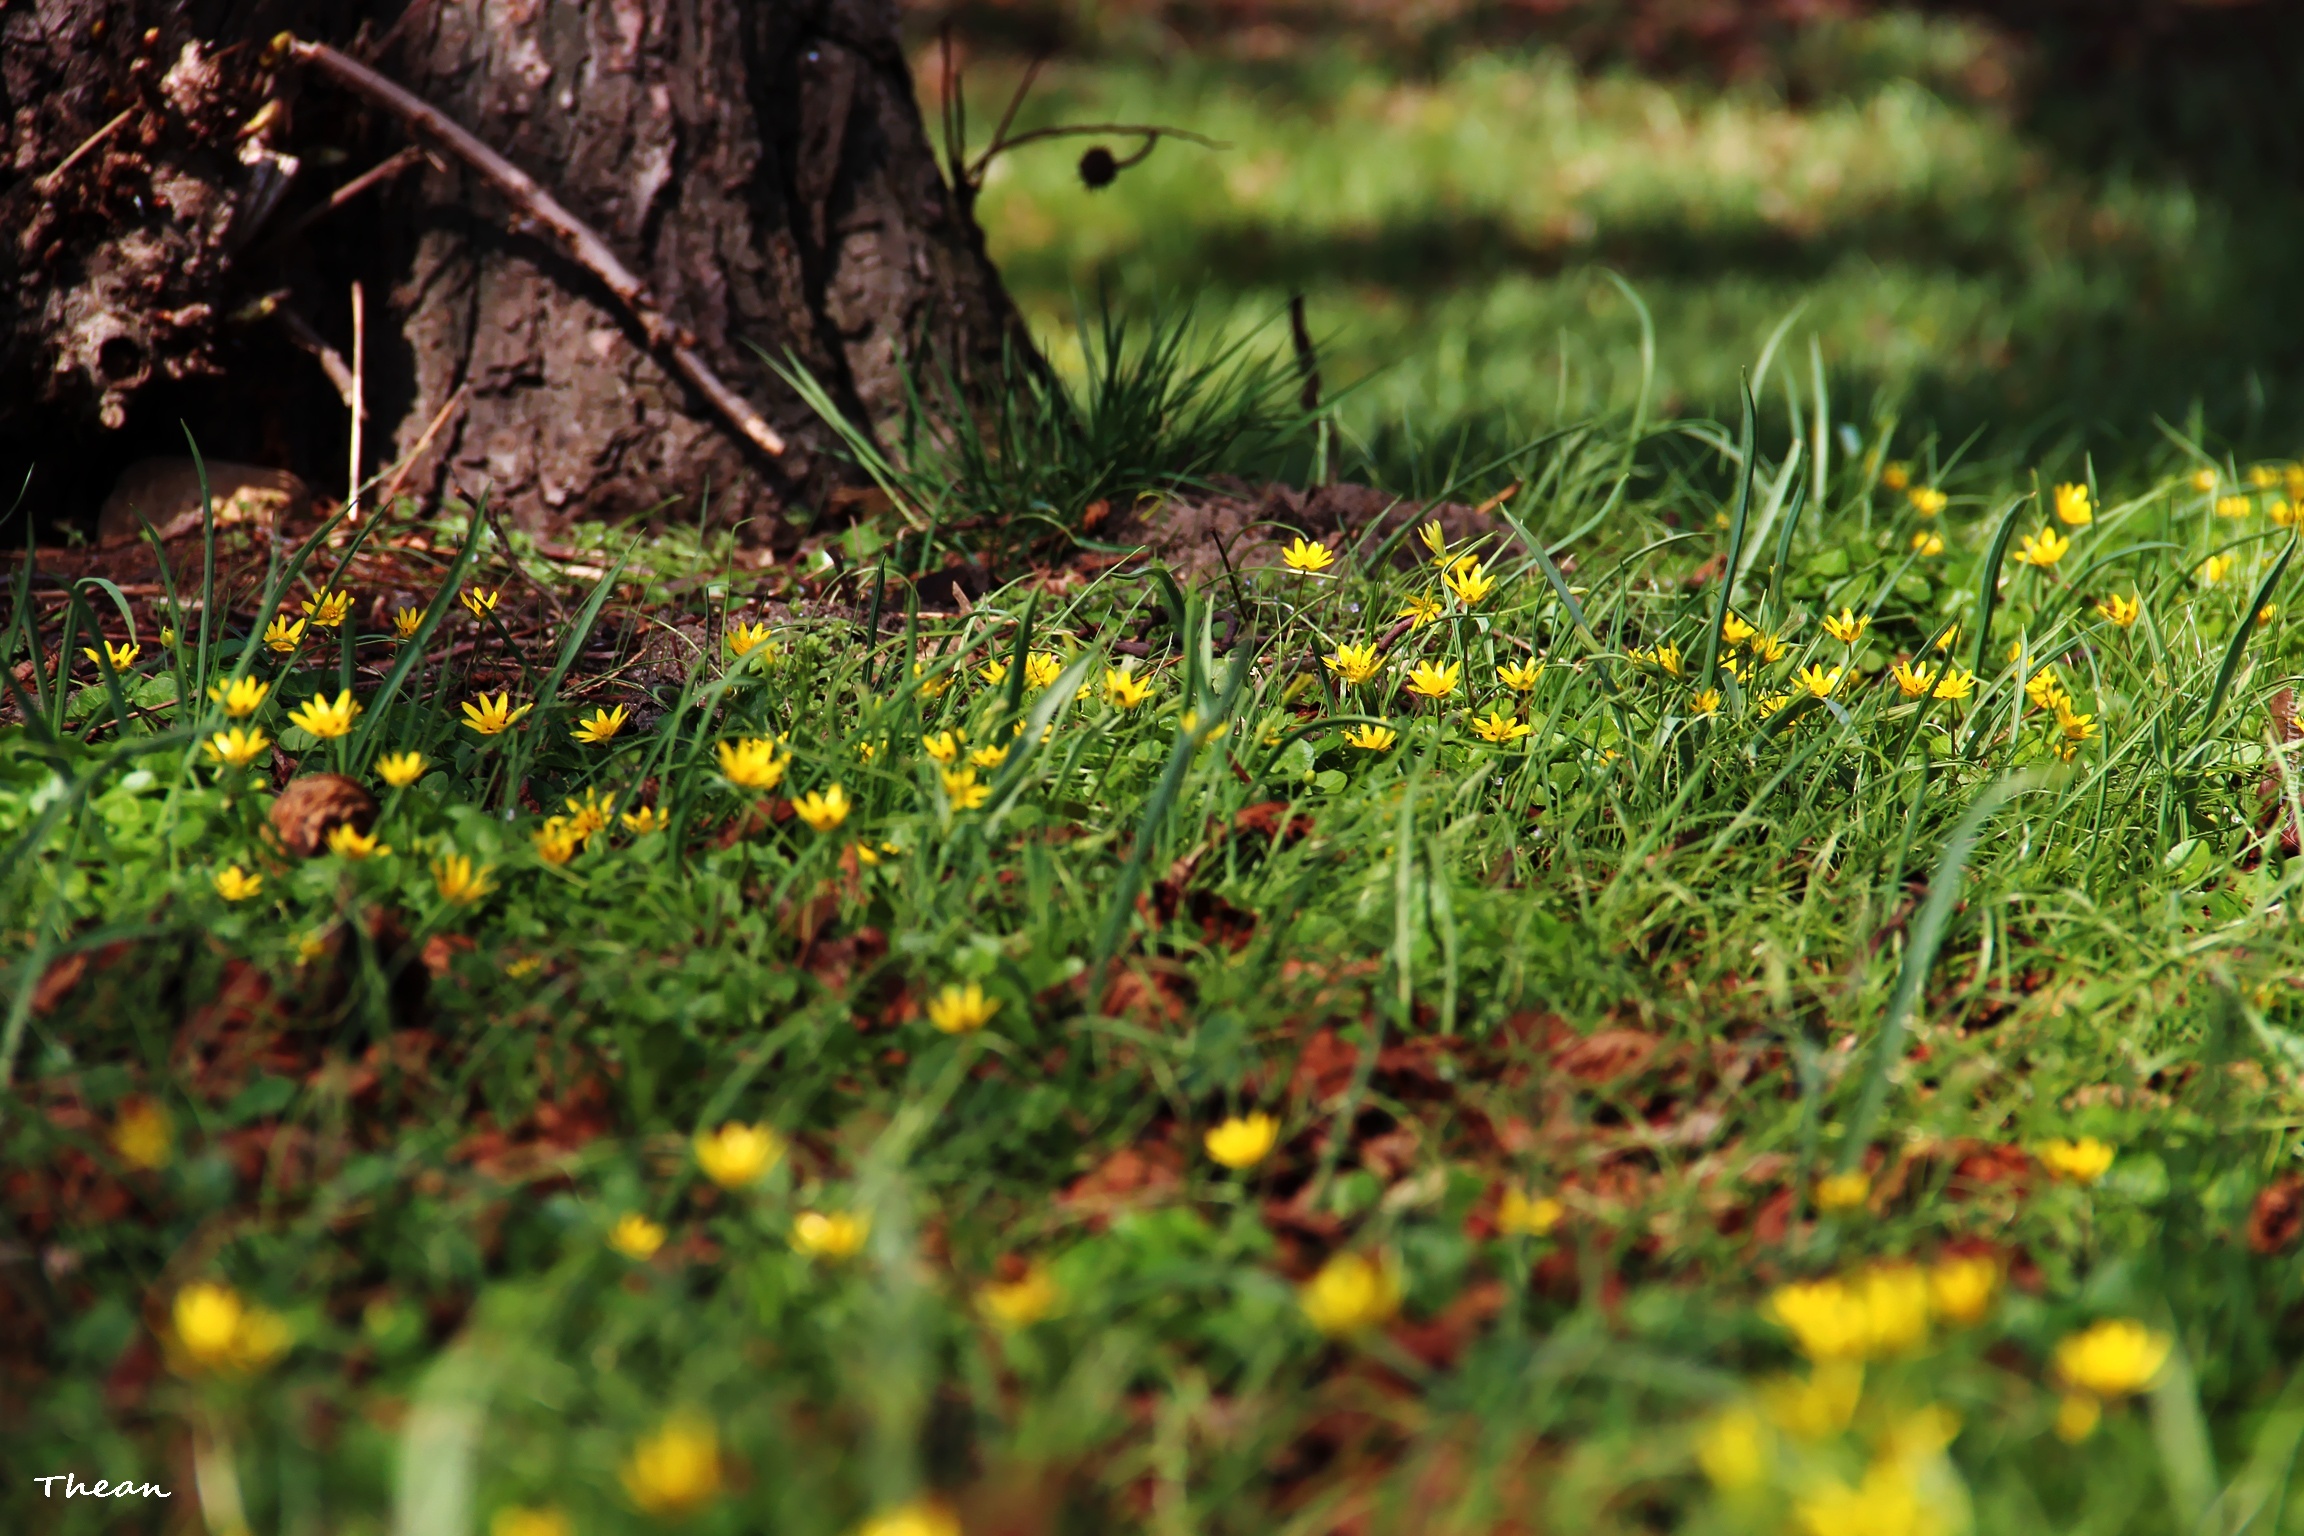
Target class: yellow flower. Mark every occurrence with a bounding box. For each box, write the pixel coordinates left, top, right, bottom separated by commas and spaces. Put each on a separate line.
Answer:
1024, 651, 1065, 690
532, 818, 581, 866
1932, 624, 1961, 653
980, 657, 1011, 686
460, 587, 500, 620
1105, 667, 1155, 709
1417, 520, 1448, 562
111, 1099, 174, 1171
368, 751, 425, 788
1814, 1171, 1870, 1212
1795, 664, 1843, 700
2191, 467, 2219, 492
621, 1414, 721, 1516
926, 981, 999, 1034
2037, 1136, 2114, 1184
2054, 1319, 2171, 1398
1496, 1186, 1564, 1237
206, 676, 269, 717
82, 640, 140, 671
1822, 609, 1870, 644
2217, 495, 2254, 519
1444, 558, 1498, 607
287, 688, 359, 740
1891, 660, 1937, 698
203, 726, 272, 770
2094, 592, 2141, 627
1405, 659, 1462, 699
1695, 1405, 1770, 1491
978, 1266, 1060, 1330
1343, 723, 1397, 751
912, 661, 951, 699
462, 692, 533, 736
693, 1122, 784, 1189
2014, 527, 2072, 567
300, 588, 352, 628
922, 730, 963, 765
2278, 500, 2300, 528
171, 1282, 292, 1377
1760, 1361, 1864, 1440
432, 853, 495, 906
854, 1500, 963, 1536
1470, 706, 1532, 744
608, 1212, 666, 1260
159, 627, 176, 647
1325, 641, 1381, 685
1794, 1459, 1943, 1536
940, 767, 990, 810
2254, 465, 2285, 489
1755, 690, 1793, 715
727, 620, 775, 658
1299, 1251, 1402, 1338
2055, 1392, 2104, 1443
1931, 668, 1976, 702
1636, 643, 1685, 678
1749, 630, 1788, 663
2264, 603, 2281, 626
2024, 668, 2068, 712
1398, 593, 1444, 628
327, 823, 390, 860
564, 787, 614, 840
392, 607, 423, 641
2200, 553, 2235, 586
2055, 703, 2098, 746
1281, 536, 1336, 574
1691, 687, 1722, 717
264, 615, 307, 653
1880, 461, 1911, 490
2054, 482, 2094, 526
1928, 1254, 1999, 1325
1852, 1264, 1931, 1355
968, 743, 1009, 770
572, 704, 629, 745
212, 864, 264, 902
621, 805, 669, 834
1203, 1112, 1280, 1169
792, 783, 852, 832
490, 1508, 572, 1536
717, 737, 790, 790
1768, 1278, 1873, 1362
1910, 531, 1945, 556
1908, 486, 1948, 517
1497, 658, 1544, 692
791, 1210, 870, 1259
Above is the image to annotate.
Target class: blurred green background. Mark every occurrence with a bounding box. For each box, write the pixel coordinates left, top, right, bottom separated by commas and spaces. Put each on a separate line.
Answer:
909, 0, 2304, 477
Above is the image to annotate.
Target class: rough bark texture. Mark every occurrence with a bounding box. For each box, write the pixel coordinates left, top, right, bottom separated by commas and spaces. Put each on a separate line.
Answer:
2, 0, 1030, 533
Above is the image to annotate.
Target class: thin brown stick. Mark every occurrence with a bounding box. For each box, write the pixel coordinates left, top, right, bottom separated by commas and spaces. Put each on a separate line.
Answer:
274, 306, 356, 407
266, 145, 424, 248
286, 37, 786, 458
347, 281, 367, 520
377, 385, 467, 510
35, 107, 134, 196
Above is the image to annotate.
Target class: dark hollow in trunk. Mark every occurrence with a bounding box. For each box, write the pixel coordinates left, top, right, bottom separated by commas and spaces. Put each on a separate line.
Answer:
1, 0, 1032, 535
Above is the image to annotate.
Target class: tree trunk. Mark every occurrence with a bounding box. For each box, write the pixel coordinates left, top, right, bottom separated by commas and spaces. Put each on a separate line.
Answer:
2, 0, 1030, 534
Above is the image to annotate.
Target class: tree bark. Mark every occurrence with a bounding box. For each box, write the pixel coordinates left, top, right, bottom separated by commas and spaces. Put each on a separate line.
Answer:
2, 0, 1031, 534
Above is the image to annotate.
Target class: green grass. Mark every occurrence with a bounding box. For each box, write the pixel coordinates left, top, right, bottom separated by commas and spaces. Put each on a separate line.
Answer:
12, 364, 2304, 1533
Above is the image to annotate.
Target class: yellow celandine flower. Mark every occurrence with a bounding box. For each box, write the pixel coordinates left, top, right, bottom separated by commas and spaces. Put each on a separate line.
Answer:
1417, 520, 1449, 563
1405, 658, 1462, 699
1024, 651, 1064, 689
1932, 624, 1961, 653
1822, 609, 1870, 644
2056, 1392, 2104, 1443
301, 588, 352, 627
214, 865, 263, 901
792, 783, 852, 832
462, 692, 534, 736
2277, 500, 2299, 528
432, 854, 495, 907
327, 824, 390, 861
460, 588, 500, 620
490, 1508, 572, 1536
926, 981, 999, 1034
288, 688, 360, 739
1880, 461, 1911, 491
1203, 1112, 1280, 1169
82, 640, 140, 671
980, 657, 1011, 687
1691, 687, 1722, 717
792, 1210, 870, 1259
921, 730, 964, 766
1796, 664, 1843, 700
1721, 612, 1758, 649
608, 1212, 666, 1260
1928, 1254, 1999, 1325
1911, 531, 1945, 556
2015, 527, 2072, 567
111, 1098, 173, 1172
1105, 667, 1155, 709
1768, 1268, 1930, 1363
1444, 558, 1498, 606
1325, 641, 1382, 685
532, 818, 582, 867
2254, 465, 2285, 489
207, 676, 269, 717
2055, 704, 2098, 746
1343, 723, 1398, 751
912, 661, 951, 699
968, 743, 1009, 770
1496, 1186, 1564, 1237
1695, 1405, 1770, 1491
2200, 553, 2236, 585
727, 620, 775, 658
1908, 486, 1948, 516
1932, 669, 1977, 702
2054, 482, 2095, 526
2054, 1319, 2171, 1398
171, 1281, 292, 1377
854, 1501, 963, 1536
1497, 658, 1544, 692
264, 615, 307, 653
204, 726, 271, 770
393, 607, 423, 641
1755, 690, 1793, 714
1759, 1361, 1865, 1440
1814, 1170, 1870, 1212
1299, 1251, 1402, 1338
159, 627, 176, 647
1724, 655, 1756, 684
717, 737, 790, 790
693, 1122, 784, 1189
572, 704, 629, 745
620, 1414, 721, 1516
2094, 592, 2142, 627
1398, 593, 1444, 628
1891, 660, 1937, 698
1794, 1457, 1950, 1536
1633, 643, 1685, 678
1471, 706, 1533, 744
621, 805, 669, 834
2217, 495, 2254, 519
565, 788, 614, 840
1281, 536, 1335, 574
2037, 1135, 2114, 1183
2191, 467, 2218, 492
977, 1266, 1060, 1330
2024, 668, 2068, 712
941, 767, 991, 810
1749, 630, 1788, 663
